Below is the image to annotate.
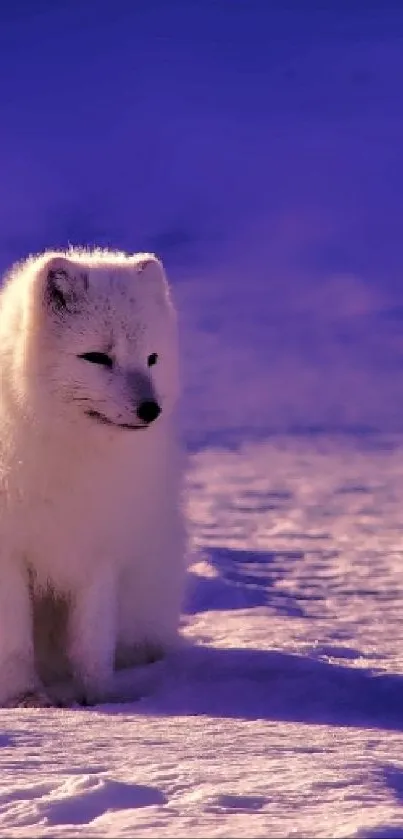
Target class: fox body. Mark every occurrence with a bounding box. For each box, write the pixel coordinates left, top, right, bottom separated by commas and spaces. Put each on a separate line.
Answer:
0, 249, 185, 705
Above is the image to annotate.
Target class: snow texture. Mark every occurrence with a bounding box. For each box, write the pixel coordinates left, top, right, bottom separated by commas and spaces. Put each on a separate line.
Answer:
0, 1, 402, 836
0, 437, 402, 838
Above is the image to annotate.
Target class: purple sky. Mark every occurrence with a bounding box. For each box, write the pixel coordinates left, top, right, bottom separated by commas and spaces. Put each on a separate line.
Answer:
2, 1, 403, 440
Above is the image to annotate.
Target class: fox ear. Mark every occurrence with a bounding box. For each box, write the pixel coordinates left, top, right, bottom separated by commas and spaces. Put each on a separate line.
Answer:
43, 255, 89, 314
134, 253, 171, 304
135, 253, 164, 278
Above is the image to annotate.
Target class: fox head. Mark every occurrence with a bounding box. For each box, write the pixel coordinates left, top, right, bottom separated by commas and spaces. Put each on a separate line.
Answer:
15, 250, 180, 433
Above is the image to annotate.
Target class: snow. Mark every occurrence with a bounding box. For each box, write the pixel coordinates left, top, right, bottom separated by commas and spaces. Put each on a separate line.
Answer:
0, 436, 403, 837
1, 1, 403, 835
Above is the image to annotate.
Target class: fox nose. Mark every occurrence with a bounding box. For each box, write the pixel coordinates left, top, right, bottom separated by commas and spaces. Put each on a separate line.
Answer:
137, 400, 161, 424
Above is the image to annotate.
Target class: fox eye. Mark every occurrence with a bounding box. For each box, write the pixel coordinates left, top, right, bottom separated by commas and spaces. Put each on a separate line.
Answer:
78, 352, 113, 368
147, 353, 158, 367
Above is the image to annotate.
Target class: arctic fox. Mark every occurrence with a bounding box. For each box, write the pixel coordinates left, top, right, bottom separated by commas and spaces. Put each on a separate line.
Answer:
0, 248, 186, 706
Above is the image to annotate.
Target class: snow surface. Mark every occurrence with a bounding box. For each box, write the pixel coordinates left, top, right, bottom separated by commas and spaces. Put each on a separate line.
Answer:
1, 1, 403, 836
1, 436, 403, 838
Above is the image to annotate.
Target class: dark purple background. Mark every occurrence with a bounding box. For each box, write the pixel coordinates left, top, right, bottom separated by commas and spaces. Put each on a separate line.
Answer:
2, 1, 403, 444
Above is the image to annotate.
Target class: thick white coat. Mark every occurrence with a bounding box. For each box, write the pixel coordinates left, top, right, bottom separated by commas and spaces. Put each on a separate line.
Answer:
0, 248, 186, 705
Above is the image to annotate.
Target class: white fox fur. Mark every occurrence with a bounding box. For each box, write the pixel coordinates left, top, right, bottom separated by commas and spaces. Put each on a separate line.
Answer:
0, 248, 186, 706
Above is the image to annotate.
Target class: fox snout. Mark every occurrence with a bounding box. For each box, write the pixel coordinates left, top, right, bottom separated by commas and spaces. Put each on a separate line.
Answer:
137, 400, 161, 424
127, 370, 161, 424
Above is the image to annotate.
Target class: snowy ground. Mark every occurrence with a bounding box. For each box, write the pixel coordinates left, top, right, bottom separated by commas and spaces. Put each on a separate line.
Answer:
0, 435, 402, 838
